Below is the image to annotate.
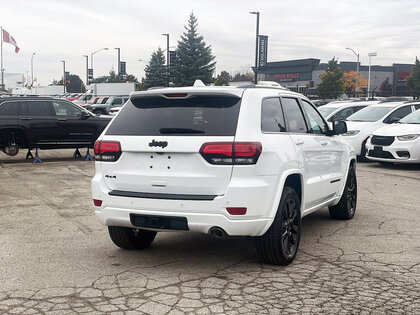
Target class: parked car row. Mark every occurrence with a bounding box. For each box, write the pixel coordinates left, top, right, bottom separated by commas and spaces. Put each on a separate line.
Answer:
315, 97, 420, 165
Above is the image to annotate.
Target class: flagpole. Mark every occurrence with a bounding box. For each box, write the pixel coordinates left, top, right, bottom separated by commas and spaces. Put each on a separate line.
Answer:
1, 26, 4, 88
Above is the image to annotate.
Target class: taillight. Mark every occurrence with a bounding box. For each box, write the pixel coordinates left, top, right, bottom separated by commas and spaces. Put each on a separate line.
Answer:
93, 199, 103, 207
200, 142, 262, 165
94, 140, 121, 162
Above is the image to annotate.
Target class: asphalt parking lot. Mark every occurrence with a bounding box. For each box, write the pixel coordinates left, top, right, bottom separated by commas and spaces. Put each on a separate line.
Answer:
0, 150, 419, 314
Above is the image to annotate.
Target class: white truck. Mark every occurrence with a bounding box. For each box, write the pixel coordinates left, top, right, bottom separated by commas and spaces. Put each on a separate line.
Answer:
88, 83, 135, 97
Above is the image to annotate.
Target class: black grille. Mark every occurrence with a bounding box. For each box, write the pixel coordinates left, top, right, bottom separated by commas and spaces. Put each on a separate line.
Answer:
371, 135, 394, 146
368, 150, 395, 159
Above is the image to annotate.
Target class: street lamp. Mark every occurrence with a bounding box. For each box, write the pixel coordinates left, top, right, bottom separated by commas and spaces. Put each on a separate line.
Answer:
162, 34, 170, 87
82, 55, 88, 86
91, 47, 108, 78
31, 53, 35, 87
250, 11, 260, 84
346, 47, 360, 96
368, 52, 377, 99
114, 48, 120, 79
60, 60, 66, 93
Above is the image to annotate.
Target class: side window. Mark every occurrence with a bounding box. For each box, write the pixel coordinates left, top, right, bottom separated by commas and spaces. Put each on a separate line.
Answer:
301, 100, 328, 134
281, 98, 308, 133
415, 105, 420, 110
385, 106, 412, 123
329, 107, 355, 122
52, 101, 82, 117
27, 101, 52, 116
0, 102, 19, 116
261, 98, 286, 132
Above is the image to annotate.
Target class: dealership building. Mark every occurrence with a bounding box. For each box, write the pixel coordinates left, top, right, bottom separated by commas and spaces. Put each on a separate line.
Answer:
257, 58, 413, 94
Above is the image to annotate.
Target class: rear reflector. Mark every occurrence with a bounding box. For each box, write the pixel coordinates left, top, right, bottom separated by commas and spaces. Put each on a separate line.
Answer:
93, 199, 103, 207
94, 140, 121, 162
200, 142, 262, 165
226, 207, 247, 215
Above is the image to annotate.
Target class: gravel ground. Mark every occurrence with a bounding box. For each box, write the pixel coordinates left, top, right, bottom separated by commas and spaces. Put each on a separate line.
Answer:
0, 149, 419, 314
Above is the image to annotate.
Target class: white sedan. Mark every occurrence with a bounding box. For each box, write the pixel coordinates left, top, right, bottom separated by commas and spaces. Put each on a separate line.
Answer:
318, 100, 379, 126
366, 109, 420, 163
342, 102, 419, 157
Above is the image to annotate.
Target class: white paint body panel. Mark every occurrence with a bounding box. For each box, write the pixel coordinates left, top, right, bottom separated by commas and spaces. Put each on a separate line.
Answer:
92, 86, 355, 236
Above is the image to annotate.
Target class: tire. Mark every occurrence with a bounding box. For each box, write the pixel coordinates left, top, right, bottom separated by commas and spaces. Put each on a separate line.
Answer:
358, 140, 369, 162
329, 165, 357, 220
255, 187, 301, 265
108, 226, 157, 250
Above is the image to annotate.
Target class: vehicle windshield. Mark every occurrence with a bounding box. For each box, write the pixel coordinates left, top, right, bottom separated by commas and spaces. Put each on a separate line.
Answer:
318, 106, 338, 118
347, 106, 393, 122
399, 109, 420, 124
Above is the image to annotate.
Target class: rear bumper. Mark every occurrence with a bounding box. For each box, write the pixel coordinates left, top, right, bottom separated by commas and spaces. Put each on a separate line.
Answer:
92, 173, 277, 237
95, 207, 270, 236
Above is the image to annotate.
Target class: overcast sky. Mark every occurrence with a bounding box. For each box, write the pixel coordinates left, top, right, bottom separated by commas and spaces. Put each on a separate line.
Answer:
1, 0, 419, 86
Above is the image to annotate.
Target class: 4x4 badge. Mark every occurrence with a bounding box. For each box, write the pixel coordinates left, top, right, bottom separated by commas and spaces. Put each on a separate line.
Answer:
149, 140, 168, 148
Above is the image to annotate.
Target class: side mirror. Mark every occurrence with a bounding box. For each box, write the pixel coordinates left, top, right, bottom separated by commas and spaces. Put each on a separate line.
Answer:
332, 120, 347, 135
80, 111, 90, 119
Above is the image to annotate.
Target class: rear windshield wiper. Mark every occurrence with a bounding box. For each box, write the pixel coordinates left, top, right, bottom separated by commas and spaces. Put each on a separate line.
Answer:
159, 128, 205, 134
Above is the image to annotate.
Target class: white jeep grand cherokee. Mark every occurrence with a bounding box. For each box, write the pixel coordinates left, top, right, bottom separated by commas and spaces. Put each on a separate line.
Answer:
92, 85, 357, 265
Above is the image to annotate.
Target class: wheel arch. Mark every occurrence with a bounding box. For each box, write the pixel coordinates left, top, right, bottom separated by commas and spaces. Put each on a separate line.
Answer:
0, 128, 29, 148
337, 158, 357, 198
258, 170, 304, 236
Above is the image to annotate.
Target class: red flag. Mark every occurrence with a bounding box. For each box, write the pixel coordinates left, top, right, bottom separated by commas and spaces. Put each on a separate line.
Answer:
2, 29, 20, 53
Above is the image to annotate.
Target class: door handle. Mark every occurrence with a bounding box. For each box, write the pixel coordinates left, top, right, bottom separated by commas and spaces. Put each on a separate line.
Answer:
57, 118, 68, 121
295, 139, 304, 145
20, 117, 32, 121
321, 141, 328, 146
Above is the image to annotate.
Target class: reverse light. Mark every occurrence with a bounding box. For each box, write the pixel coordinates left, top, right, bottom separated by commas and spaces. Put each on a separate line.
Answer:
397, 134, 419, 141
200, 142, 262, 165
342, 130, 360, 136
94, 140, 122, 162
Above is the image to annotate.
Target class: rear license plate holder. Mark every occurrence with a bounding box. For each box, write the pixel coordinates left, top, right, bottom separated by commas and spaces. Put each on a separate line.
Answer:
130, 214, 189, 230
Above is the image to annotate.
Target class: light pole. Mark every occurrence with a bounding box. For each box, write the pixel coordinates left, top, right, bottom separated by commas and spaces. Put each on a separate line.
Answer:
91, 47, 108, 79
250, 11, 260, 84
31, 53, 35, 87
162, 34, 170, 86
83, 55, 88, 87
346, 47, 360, 97
114, 48, 120, 79
367, 52, 377, 99
60, 60, 66, 93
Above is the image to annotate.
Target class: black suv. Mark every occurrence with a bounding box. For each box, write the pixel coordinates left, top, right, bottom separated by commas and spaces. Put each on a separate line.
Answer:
0, 97, 111, 156
84, 96, 129, 115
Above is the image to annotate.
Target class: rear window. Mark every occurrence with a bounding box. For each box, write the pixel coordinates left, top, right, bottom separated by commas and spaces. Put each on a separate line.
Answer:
106, 95, 241, 136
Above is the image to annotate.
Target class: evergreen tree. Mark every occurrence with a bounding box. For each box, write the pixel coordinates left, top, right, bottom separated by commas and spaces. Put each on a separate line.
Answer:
214, 71, 232, 86
173, 13, 216, 86
144, 48, 167, 88
406, 57, 420, 98
317, 57, 345, 98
